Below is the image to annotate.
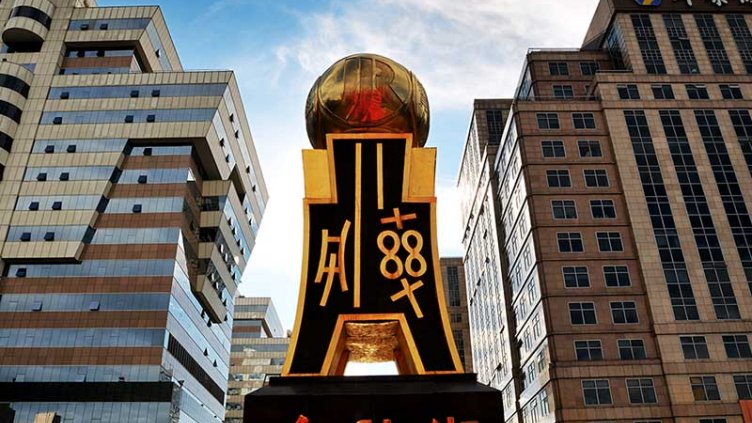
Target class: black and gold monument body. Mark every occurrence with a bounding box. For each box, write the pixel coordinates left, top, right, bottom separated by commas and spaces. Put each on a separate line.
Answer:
245, 54, 502, 423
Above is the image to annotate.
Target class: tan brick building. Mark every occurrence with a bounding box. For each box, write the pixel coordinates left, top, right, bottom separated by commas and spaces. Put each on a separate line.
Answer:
225, 297, 288, 423
440, 257, 474, 373
459, 1, 752, 423
0, 0, 268, 422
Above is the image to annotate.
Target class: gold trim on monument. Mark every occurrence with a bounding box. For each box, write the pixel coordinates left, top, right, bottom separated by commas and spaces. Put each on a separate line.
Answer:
354, 143, 362, 308
377, 142, 384, 210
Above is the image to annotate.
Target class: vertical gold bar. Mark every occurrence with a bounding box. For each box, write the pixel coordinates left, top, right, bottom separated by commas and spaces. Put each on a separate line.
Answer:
354, 143, 362, 308
377, 143, 384, 210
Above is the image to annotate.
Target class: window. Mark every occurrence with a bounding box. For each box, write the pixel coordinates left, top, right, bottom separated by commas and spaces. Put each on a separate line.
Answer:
597, 232, 623, 252
584, 169, 609, 187
591, 200, 616, 219
695, 14, 733, 74
611, 301, 638, 324
573, 113, 596, 129
541, 140, 565, 158
575, 340, 602, 361
680, 336, 709, 359
582, 379, 612, 405
546, 170, 571, 188
723, 334, 752, 358
728, 14, 752, 74
734, 374, 752, 399
632, 14, 667, 74
569, 302, 596, 325
552, 200, 577, 219
486, 110, 505, 144
446, 266, 461, 307
537, 351, 546, 373
553, 85, 574, 99
578, 140, 602, 157
526, 362, 536, 386
558, 233, 584, 253
686, 84, 709, 100
580, 61, 599, 75
537, 113, 560, 130
652, 84, 675, 99
603, 265, 630, 287
720, 84, 743, 100
549, 62, 569, 75
563, 266, 589, 288
664, 14, 699, 74
699, 420, 727, 423
618, 84, 640, 100
691, 376, 720, 401
618, 339, 647, 360
627, 378, 657, 404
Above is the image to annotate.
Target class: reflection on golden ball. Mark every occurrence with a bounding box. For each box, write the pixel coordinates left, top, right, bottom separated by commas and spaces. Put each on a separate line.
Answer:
305, 53, 430, 149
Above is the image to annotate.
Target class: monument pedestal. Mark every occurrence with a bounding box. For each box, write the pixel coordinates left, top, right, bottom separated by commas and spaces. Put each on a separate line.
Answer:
244, 374, 503, 423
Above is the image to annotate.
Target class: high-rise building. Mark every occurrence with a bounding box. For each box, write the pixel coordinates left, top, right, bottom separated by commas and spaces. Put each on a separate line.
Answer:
0, 1, 268, 422
440, 257, 474, 373
458, 99, 514, 387
459, 1, 752, 423
224, 297, 288, 423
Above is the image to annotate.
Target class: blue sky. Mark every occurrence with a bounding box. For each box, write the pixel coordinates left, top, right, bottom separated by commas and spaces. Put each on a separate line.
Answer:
100, 0, 600, 329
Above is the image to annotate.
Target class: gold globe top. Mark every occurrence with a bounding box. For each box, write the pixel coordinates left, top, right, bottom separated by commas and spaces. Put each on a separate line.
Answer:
305, 53, 430, 149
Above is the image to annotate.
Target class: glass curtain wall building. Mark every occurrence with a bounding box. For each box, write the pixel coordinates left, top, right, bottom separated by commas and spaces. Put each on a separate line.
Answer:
459, 1, 752, 422
0, 1, 268, 422
224, 297, 287, 423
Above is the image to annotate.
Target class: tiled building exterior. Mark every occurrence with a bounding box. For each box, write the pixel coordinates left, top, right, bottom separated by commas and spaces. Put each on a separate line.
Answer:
0, 1, 268, 422
440, 257, 474, 373
459, 1, 752, 423
224, 297, 287, 423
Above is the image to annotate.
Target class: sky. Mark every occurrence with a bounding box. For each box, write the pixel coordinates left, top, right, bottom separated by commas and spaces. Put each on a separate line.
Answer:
101, 0, 601, 330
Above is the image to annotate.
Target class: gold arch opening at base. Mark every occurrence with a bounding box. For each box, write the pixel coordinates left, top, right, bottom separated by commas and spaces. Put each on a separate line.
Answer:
320, 313, 426, 376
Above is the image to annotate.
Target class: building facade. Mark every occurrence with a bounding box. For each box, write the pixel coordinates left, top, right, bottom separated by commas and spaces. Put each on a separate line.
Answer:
459, 1, 752, 423
224, 297, 287, 423
440, 257, 474, 373
0, 1, 268, 422
458, 99, 513, 390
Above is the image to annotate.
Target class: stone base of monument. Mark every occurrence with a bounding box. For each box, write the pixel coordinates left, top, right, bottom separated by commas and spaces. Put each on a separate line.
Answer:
244, 373, 503, 423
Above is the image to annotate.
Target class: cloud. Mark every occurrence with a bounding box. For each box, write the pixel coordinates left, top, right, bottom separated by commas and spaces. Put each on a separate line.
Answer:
276, 0, 599, 110
237, 0, 600, 328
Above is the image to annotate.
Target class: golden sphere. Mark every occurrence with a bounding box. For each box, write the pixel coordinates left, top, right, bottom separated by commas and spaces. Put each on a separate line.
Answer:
305, 53, 430, 149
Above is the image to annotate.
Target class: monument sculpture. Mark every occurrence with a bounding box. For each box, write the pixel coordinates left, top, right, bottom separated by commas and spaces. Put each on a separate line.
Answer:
245, 53, 502, 423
